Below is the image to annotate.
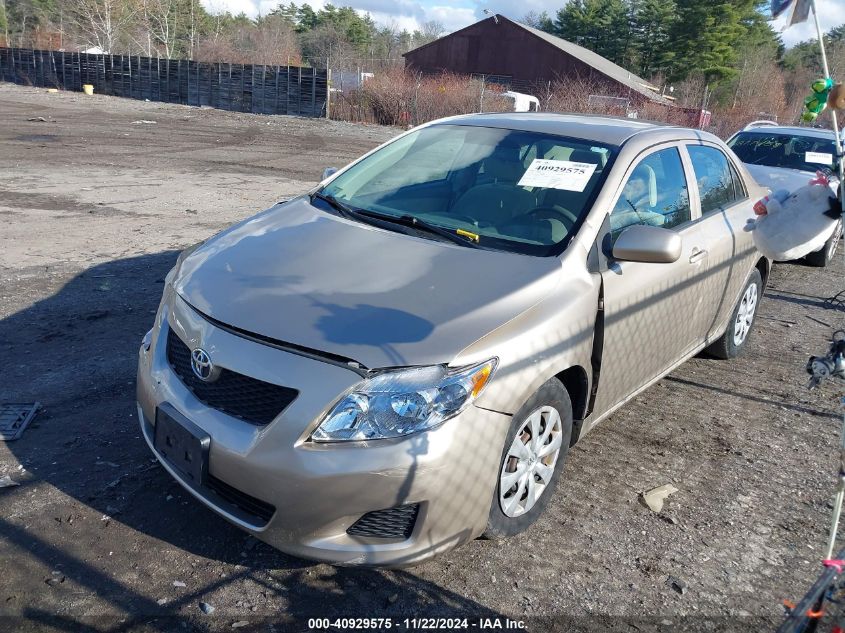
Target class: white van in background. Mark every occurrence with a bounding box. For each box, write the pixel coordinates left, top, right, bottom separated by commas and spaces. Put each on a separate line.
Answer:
502, 91, 540, 112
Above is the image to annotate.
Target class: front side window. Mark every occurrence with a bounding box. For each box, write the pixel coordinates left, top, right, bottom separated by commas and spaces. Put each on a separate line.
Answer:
320, 124, 617, 256
609, 147, 691, 242
688, 145, 740, 214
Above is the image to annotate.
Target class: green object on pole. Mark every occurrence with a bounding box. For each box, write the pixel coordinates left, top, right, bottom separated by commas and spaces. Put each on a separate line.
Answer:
809, 0, 843, 201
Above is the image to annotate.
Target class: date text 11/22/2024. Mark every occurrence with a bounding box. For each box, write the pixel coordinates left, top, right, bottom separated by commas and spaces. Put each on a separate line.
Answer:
307, 618, 527, 630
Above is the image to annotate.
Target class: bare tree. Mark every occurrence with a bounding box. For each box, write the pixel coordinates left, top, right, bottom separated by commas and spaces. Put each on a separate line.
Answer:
144, 0, 178, 58
521, 11, 546, 29
419, 20, 444, 39
194, 14, 301, 66
251, 16, 299, 65
301, 23, 357, 70
730, 46, 786, 115
67, 0, 139, 53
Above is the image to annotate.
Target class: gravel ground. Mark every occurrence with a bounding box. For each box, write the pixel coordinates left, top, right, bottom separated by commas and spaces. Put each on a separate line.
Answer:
1, 83, 845, 632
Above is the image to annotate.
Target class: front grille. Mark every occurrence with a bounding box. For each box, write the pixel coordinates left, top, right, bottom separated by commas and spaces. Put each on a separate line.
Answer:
166, 327, 298, 425
347, 503, 420, 539
206, 474, 276, 525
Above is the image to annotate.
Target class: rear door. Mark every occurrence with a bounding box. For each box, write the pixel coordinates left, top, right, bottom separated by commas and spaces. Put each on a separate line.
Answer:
682, 143, 757, 340
591, 144, 721, 416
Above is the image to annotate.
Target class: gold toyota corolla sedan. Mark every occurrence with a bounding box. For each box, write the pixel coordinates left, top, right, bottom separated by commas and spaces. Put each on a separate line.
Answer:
137, 113, 770, 566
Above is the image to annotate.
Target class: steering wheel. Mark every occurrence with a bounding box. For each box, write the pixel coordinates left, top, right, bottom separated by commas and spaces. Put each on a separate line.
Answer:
516, 206, 579, 232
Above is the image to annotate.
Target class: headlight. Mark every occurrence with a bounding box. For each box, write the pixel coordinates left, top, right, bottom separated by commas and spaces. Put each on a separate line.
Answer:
311, 358, 498, 442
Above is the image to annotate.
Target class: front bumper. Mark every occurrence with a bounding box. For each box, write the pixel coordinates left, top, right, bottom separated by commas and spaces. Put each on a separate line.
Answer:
136, 289, 511, 566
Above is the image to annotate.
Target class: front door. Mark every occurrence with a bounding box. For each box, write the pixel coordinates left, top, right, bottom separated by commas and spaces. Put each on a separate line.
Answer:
591, 145, 722, 417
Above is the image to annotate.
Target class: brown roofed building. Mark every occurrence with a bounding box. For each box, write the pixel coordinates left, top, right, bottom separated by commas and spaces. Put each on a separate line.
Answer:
402, 14, 672, 107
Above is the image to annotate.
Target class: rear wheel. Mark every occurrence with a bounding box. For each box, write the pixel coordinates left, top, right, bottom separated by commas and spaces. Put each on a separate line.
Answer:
805, 218, 842, 267
484, 379, 572, 539
706, 268, 762, 360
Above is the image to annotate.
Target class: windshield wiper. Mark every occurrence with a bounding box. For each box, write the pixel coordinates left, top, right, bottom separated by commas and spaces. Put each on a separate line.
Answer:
378, 214, 481, 248
311, 191, 368, 222
312, 191, 480, 248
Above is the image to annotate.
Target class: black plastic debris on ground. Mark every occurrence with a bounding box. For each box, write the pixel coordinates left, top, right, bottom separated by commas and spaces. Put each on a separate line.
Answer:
825, 290, 845, 311
0, 402, 40, 441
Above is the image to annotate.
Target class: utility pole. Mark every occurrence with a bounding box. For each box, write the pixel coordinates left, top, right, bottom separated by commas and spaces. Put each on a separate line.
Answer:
326, 67, 331, 119
804, 0, 845, 562
809, 0, 843, 215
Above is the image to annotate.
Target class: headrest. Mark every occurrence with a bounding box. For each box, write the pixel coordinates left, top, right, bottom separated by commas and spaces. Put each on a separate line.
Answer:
484, 156, 525, 183
568, 149, 602, 165
629, 163, 658, 207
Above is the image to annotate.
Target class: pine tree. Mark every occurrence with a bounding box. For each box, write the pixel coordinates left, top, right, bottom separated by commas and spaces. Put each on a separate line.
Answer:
667, 0, 746, 82
268, 3, 298, 28
553, 0, 631, 67
630, 0, 677, 78
737, 0, 782, 53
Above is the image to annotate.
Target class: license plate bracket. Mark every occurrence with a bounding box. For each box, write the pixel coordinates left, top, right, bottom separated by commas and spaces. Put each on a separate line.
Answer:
154, 406, 210, 486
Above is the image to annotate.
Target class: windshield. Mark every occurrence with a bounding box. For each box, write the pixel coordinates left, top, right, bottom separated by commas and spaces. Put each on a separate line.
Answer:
319, 124, 617, 256
728, 131, 838, 172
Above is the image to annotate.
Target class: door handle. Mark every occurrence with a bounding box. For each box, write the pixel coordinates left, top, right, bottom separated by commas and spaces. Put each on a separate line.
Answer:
689, 248, 708, 264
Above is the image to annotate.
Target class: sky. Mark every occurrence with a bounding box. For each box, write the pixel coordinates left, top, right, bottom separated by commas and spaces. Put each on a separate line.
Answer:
200, 0, 845, 48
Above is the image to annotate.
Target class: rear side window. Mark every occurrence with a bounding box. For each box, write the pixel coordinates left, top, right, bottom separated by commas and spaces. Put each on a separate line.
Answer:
688, 145, 742, 214
728, 161, 746, 199
609, 147, 691, 241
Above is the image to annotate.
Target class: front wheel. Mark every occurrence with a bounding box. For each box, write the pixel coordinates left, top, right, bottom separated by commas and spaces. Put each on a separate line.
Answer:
805, 218, 842, 267
706, 268, 762, 360
483, 379, 572, 539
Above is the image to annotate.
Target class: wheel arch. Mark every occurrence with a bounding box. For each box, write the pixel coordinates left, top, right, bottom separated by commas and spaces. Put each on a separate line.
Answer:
755, 257, 770, 289
554, 365, 589, 447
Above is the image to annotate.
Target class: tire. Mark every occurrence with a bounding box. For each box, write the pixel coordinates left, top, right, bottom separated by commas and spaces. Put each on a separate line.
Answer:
706, 268, 763, 360
483, 378, 573, 539
805, 219, 843, 267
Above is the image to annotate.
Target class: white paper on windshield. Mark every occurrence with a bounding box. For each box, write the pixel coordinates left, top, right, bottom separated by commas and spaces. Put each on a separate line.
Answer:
517, 159, 598, 191
806, 151, 833, 164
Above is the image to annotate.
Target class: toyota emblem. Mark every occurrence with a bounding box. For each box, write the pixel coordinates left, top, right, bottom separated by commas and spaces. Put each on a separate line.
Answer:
190, 348, 215, 382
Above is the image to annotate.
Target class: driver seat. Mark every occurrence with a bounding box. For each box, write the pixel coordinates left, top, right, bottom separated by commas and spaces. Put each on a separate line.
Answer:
538, 149, 602, 212
451, 154, 536, 225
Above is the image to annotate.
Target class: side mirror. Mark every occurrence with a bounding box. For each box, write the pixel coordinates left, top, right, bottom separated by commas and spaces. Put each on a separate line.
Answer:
612, 224, 682, 264
321, 167, 338, 181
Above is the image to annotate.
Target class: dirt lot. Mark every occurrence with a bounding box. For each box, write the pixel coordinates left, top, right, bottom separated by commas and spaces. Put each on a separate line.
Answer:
2, 82, 845, 632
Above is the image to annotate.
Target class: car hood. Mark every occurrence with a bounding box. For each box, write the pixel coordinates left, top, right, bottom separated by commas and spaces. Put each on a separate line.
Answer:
174, 198, 561, 369
745, 163, 838, 194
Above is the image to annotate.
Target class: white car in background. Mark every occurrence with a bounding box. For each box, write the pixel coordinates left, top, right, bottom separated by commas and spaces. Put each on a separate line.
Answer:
727, 122, 843, 267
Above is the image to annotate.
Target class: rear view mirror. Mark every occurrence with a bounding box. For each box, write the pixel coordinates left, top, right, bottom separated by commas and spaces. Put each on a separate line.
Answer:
612, 224, 682, 264
322, 167, 338, 181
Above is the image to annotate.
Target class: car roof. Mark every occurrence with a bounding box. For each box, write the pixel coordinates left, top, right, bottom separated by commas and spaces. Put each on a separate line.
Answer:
736, 124, 841, 140
431, 112, 721, 147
